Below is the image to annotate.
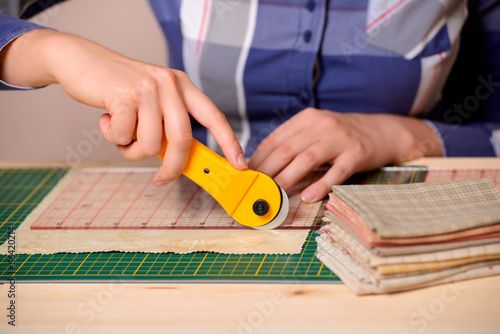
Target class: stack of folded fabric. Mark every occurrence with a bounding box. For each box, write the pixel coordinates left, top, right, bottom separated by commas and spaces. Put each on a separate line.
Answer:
316, 178, 500, 295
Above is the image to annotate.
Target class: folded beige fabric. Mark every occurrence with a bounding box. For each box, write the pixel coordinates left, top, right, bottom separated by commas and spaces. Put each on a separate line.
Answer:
324, 207, 500, 247
370, 237, 500, 256
377, 254, 500, 277
330, 179, 500, 238
321, 223, 500, 269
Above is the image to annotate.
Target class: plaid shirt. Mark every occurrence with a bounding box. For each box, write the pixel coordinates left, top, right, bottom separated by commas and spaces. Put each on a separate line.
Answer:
2, 0, 500, 157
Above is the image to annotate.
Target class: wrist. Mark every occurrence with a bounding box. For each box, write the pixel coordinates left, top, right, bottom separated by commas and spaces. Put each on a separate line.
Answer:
393, 115, 444, 163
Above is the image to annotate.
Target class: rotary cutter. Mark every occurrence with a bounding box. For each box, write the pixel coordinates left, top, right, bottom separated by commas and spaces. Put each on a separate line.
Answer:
158, 139, 289, 230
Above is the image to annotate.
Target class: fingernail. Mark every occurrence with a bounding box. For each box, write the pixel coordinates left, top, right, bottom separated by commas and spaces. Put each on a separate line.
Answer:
238, 153, 248, 169
155, 181, 168, 187
301, 189, 317, 203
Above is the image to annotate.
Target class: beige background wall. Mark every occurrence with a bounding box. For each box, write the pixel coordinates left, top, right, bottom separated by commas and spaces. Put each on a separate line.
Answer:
0, 0, 167, 162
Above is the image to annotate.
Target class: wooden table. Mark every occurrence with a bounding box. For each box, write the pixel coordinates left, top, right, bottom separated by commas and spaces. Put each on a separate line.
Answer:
1, 158, 500, 334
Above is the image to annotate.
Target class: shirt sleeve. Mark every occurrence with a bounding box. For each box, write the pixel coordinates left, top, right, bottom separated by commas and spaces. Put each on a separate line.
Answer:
0, 12, 50, 90
424, 0, 500, 157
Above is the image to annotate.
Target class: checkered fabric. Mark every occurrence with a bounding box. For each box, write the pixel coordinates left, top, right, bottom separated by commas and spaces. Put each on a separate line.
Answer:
330, 178, 500, 238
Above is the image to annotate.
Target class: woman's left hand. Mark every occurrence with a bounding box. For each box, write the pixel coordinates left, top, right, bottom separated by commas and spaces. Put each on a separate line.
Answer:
248, 108, 442, 202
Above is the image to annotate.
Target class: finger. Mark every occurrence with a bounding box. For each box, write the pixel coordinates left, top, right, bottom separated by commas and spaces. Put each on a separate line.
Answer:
102, 113, 150, 161
252, 129, 323, 178
301, 153, 359, 203
273, 142, 335, 192
108, 105, 137, 145
153, 85, 193, 186
178, 75, 247, 170
100, 112, 136, 150
115, 141, 151, 161
136, 88, 162, 157
99, 113, 111, 139
249, 108, 314, 169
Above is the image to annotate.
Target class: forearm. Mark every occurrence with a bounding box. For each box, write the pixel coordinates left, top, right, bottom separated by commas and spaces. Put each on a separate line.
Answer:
0, 29, 135, 91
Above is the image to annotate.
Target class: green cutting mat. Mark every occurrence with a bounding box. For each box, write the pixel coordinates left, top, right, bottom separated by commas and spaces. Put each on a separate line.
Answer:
0, 167, 425, 282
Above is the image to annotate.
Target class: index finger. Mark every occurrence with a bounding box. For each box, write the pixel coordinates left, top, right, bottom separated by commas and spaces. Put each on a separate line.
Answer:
178, 75, 247, 170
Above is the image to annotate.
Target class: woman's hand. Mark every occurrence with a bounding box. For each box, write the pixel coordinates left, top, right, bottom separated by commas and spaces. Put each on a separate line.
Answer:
248, 108, 442, 202
0, 29, 247, 186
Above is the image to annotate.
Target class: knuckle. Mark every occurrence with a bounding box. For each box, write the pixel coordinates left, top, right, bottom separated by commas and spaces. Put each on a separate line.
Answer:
143, 144, 162, 158
276, 144, 295, 161
207, 109, 228, 128
139, 76, 158, 94
117, 147, 141, 161
302, 107, 318, 116
324, 115, 341, 129
172, 69, 189, 81
259, 136, 275, 150
299, 150, 318, 165
274, 177, 288, 190
115, 137, 132, 146
109, 123, 134, 145
334, 164, 350, 181
155, 67, 178, 85
230, 136, 240, 148
170, 131, 193, 150
110, 130, 133, 145
214, 109, 227, 123
350, 142, 365, 156
159, 169, 183, 183
114, 84, 138, 107
315, 180, 331, 196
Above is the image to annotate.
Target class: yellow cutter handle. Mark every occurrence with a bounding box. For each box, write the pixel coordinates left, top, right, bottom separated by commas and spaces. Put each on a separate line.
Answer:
158, 139, 284, 228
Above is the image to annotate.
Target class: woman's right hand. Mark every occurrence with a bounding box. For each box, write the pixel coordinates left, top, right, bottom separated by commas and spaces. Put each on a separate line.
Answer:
0, 29, 247, 185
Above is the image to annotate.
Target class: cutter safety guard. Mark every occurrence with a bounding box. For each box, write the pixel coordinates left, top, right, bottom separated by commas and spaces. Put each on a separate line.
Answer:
158, 139, 285, 228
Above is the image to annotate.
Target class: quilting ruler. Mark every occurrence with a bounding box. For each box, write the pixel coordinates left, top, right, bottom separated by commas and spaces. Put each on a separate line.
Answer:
1, 166, 499, 282
30, 167, 324, 230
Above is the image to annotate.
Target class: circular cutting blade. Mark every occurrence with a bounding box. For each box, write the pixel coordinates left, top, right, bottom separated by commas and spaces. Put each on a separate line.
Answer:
252, 186, 289, 230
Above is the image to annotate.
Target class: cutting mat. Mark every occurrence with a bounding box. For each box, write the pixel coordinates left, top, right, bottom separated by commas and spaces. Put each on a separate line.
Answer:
2, 166, 497, 282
